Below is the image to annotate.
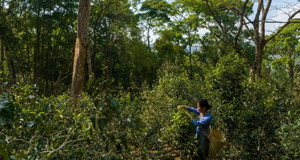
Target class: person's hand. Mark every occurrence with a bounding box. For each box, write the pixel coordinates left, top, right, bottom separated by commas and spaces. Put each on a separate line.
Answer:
185, 111, 193, 120
178, 105, 188, 110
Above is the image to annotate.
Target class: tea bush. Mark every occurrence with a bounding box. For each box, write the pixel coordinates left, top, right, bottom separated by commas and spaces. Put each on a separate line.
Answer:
0, 83, 135, 159
205, 53, 298, 159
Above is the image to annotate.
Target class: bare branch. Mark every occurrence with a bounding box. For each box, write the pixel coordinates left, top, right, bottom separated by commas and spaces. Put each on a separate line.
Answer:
260, 0, 273, 42
205, 0, 225, 33
243, 19, 300, 24
235, 0, 249, 46
206, 26, 253, 67
242, 19, 256, 43
266, 10, 300, 43
254, 0, 263, 24
253, 0, 263, 43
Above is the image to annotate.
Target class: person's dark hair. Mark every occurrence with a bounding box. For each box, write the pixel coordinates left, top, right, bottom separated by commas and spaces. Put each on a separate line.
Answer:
197, 99, 212, 110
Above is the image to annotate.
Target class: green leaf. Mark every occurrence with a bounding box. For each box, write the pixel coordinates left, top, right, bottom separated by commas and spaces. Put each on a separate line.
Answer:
111, 99, 118, 111
1, 92, 8, 98
0, 118, 12, 126
98, 118, 107, 132
91, 115, 97, 130
46, 124, 51, 135
27, 121, 36, 128
0, 97, 14, 114
2, 82, 8, 88
45, 103, 50, 113
0, 142, 10, 160
10, 155, 18, 160
100, 105, 105, 111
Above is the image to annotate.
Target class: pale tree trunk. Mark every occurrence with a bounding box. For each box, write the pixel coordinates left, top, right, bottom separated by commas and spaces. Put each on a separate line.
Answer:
249, 66, 255, 83
70, 0, 91, 98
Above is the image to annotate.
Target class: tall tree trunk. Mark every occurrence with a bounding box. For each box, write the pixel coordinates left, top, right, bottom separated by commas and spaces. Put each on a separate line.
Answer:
289, 53, 295, 92
7, 60, 16, 85
70, 0, 91, 98
254, 45, 263, 81
249, 65, 255, 83
5, 46, 16, 85
92, 9, 103, 75
92, 30, 97, 75
289, 69, 294, 92
147, 20, 152, 53
34, 21, 40, 84
189, 44, 193, 80
87, 44, 92, 80
25, 8, 30, 81
104, 43, 108, 82
103, 19, 109, 84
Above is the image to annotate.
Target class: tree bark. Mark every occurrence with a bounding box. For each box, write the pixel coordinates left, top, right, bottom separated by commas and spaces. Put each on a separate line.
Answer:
254, 44, 264, 81
70, 0, 91, 98
147, 20, 152, 53
34, 17, 40, 84
249, 65, 255, 83
289, 52, 296, 92
92, 30, 97, 75
5, 46, 16, 85
189, 44, 193, 80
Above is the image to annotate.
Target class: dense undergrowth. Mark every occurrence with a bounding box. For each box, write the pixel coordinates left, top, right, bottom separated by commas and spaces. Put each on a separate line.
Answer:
0, 55, 299, 160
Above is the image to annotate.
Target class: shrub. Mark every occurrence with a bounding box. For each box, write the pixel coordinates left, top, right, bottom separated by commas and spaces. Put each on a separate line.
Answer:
205, 53, 297, 159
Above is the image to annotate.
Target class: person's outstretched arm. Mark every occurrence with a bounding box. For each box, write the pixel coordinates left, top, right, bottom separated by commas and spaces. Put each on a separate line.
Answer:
178, 105, 200, 115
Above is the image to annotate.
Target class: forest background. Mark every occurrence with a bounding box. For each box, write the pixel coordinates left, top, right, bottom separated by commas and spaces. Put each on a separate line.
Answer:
0, 0, 300, 159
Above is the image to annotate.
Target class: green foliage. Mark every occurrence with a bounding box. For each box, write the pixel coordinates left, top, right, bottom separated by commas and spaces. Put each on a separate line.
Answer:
1, 0, 300, 159
0, 141, 10, 160
265, 22, 300, 92
206, 53, 247, 104
0, 0, 78, 94
277, 114, 300, 159
205, 53, 298, 159
135, 63, 203, 158
139, 0, 171, 24
0, 83, 135, 159
162, 109, 195, 158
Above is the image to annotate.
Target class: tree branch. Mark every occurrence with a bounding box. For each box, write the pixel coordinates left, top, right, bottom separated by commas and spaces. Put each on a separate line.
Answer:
266, 11, 300, 43
260, 0, 273, 43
